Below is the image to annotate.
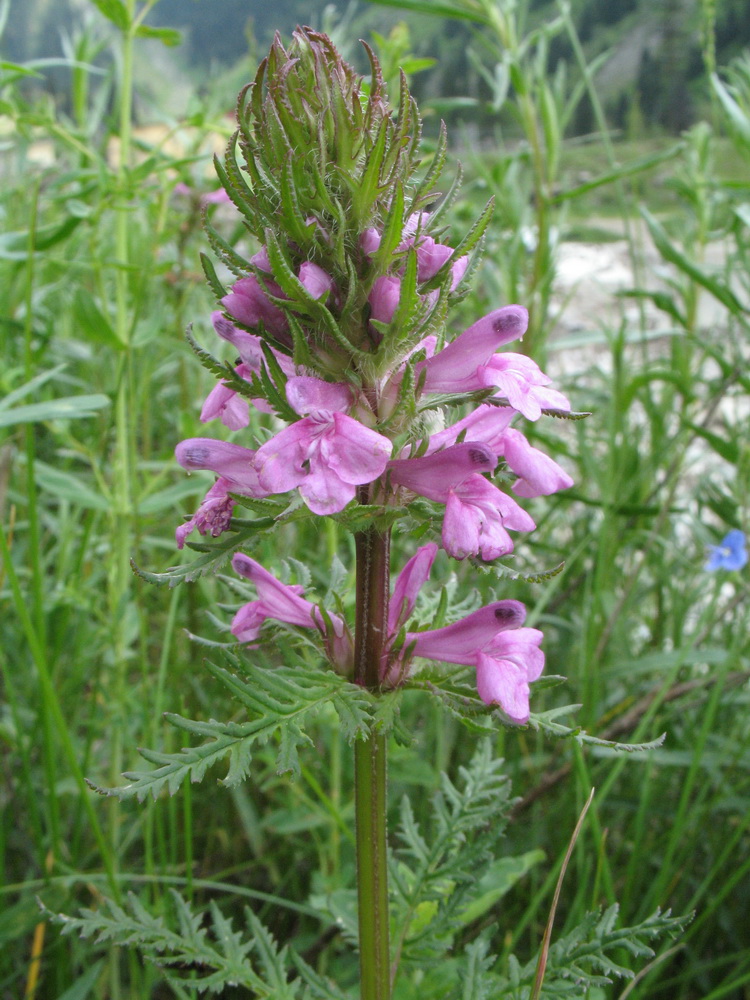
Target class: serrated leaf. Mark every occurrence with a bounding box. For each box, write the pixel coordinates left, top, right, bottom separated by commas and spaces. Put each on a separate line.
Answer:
130, 521, 275, 588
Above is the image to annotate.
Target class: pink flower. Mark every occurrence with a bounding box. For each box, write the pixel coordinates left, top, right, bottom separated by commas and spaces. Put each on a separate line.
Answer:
222, 274, 289, 340
176, 477, 236, 549
174, 438, 267, 497
478, 353, 571, 421
388, 442, 534, 560
253, 377, 392, 515
417, 406, 572, 499
405, 604, 543, 724
200, 365, 254, 429
388, 542, 438, 635
415, 305, 529, 394
231, 553, 352, 671
443, 475, 535, 561
502, 428, 573, 497
388, 441, 498, 497
368, 276, 401, 325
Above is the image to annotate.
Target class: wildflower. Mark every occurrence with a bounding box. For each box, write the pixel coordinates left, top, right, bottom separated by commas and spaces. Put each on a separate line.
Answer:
231, 553, 353, 670
176, 477, 236, 549
254, 376, 393, 515
174, 438, 266, 497
705, 529, 748, 571
388, 442, 535, 560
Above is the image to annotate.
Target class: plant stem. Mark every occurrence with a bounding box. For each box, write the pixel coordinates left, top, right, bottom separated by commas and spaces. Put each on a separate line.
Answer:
353, 521, 391, 1000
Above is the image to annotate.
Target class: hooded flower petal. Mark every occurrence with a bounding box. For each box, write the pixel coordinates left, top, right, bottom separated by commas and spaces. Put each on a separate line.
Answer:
298, 261, 334, 301
175, 438, 266, 496
369, 275, 401, 325
475, 628, 545, 722
221, 274, 288, 338
286, 375, 352, 416
388, 542, 439, 634
480, 354, 571, 421
415, 306, 528, 393
388, 442, 497, 501
502, 428, 574, 497
200, 378, 251, 430
407, 601, 527, 663
443, 475, 535, 561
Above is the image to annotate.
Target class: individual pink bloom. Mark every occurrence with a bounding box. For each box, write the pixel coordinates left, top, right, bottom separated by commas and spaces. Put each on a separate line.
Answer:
474, 629, 545, 722
401, 212, 430, 238
221, 274, 289, 339
255, 411, 392, 515
411, 235, 454, 282
360, 227, 382, 256
210, 311, 266, 367
421, 404, 515, 456
174, 183, 232, 206
200, 365, 254, 429
450, 254, 469, 290
298, 261, 334, 301
415, 305, 529, 394
404, 603, 542, 723
286, 375, 352, 415
388, 542, 439, 634
502, 428, 573, 497
388, 442, 497, 499
231, 553, 352, 671
369, 275, 401, 325
478, 353, 571, 421
443, 475, 535, 561
176, 477, 236, 549
175, 438, 267, 497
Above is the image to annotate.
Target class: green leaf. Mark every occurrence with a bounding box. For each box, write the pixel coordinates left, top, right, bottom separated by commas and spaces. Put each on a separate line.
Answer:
97, 662, 374, 799
72, 289, 123, 349
0, 217, 83, 260
131, 520, 275, 587
54, 960, 105, 1000
458, 850, 545, 925
88, 0, 129, 30
641, 207, 747, 316
34, 462, 109, 511
0, 394, 110, 428
134, 24, 182, 46
364, 0, 491, 25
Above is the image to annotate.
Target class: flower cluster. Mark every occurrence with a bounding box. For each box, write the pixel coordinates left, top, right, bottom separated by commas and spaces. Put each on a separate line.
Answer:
174, 29, 573, 724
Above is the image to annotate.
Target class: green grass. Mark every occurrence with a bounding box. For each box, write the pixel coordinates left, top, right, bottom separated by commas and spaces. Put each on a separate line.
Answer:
1, 3, 749, 999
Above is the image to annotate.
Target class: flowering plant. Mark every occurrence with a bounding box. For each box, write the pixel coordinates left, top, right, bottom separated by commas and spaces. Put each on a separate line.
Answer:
70, 28, 677, 999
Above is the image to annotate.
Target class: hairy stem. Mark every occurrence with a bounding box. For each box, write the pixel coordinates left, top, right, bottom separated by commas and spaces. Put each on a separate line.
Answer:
353, 516, 391, 1000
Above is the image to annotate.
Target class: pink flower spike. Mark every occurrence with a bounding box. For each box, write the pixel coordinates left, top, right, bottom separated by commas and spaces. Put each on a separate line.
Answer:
176, 477, 236, 549
503, 428, 574, 497
388, 442, 497, 501
231, 553, 353, 670
175, 438, 266, 496
369, 275, 401, 325
416, 305, 529, 394
255, 412, 392, 515
443, 475, 535, 561
286, 375, 352, 416
389, 542, 439, 634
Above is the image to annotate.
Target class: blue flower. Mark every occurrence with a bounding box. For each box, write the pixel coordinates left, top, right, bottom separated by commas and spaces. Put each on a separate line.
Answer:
705, 530, 748, 571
